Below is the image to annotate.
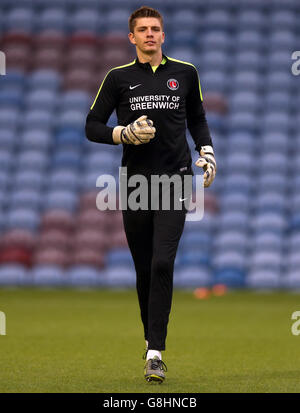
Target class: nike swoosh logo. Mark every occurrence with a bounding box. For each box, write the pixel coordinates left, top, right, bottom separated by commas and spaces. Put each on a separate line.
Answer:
179, 197, 188, 202
129, 84, 142, 90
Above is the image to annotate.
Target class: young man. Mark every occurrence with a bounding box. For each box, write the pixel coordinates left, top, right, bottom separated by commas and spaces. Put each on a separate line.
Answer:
85, 6, 216, 383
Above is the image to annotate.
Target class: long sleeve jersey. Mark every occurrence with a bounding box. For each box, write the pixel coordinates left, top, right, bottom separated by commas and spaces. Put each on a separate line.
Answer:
85, 54, 213, 177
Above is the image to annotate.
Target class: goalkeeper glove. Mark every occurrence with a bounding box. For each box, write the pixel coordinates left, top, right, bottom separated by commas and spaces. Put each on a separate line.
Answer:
112, 115, 156, 145
195, 145, 217, 187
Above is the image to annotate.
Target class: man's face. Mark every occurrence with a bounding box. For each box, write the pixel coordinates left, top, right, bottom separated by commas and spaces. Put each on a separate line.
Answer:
128, 17, 165, 55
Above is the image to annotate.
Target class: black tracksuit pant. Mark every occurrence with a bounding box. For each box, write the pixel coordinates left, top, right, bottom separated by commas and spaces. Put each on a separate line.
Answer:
121, 173, 192, 351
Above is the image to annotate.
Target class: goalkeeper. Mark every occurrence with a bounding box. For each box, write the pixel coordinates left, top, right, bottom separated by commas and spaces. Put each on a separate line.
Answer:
85, 6, 216, 383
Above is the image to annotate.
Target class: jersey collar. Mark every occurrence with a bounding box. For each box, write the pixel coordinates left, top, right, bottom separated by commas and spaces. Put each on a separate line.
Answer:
135, 54, 168, 70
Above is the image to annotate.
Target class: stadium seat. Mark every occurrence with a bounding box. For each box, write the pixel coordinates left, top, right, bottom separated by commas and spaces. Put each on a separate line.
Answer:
26, 89, 58, 111
38, 8, 68, 31
41, 209, 75, 233
246, 270, 281, 289
38, 229, 71, 250
31, 265, 66, 286
6, 208, 40, 231
214, 231, 249, 251
20, 129, 52, 151
0, 264, 28, 286
70, 9, 101, 32
175, 266, 212, 288
48, 169, 79, 191
6, 8, 35, 32
33, 247, 69, 267
104, 265, 136, 287
9, 189, 42, 210
214, 269, 245, 288
213, 251, 247, 271
68, 265, 103, 287
43, 190, 78, 212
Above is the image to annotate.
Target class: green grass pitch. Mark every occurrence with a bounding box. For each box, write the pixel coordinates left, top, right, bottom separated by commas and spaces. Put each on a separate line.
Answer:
0, 288, 300, 393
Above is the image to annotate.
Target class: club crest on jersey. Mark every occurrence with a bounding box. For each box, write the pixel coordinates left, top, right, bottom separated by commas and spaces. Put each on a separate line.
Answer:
167, 78, 179, 91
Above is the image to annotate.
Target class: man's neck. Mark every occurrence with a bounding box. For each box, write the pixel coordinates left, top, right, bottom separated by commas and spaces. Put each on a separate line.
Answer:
136, 49, 163, 67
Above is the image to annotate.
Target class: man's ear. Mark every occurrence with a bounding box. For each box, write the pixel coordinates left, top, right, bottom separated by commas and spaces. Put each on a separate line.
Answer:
161, 32, 165, 44
128, 32, 136, 45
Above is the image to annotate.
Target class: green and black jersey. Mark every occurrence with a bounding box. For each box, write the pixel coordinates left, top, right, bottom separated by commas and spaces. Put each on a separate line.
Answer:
85, 54, 213, 177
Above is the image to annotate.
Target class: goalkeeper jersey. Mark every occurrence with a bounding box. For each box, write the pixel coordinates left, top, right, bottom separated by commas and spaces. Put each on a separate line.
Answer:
85, 54, 213, 177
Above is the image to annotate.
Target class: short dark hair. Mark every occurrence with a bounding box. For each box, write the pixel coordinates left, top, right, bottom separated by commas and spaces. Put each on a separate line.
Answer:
128, 6, 163, 33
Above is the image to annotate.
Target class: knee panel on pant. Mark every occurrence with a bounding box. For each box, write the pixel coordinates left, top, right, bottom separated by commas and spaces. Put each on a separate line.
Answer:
151, 258, 173, 278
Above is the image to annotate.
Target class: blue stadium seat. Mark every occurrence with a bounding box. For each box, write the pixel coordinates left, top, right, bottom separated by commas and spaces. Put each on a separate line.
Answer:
0, 171, 10, 190
220, 192, 250, 212
214, 269, 245, 288
70, 8, 100, 32
17, 150, 49, 171
234, 50, 265, 72
224, 152, 254, 173
52, 149, 81, 169
201, 71, 227, 94
168, 31, 197, 48
59, 91, 90, 111
23, 109, 54, 129
269, 30, 296, 50
44, 189, 78, 212
250, 251, 282, 271
265, 71, 294, 92
106, 248, 133, 266
0, 149, 13, 171
56, 109, 86, 130
0, 264, 28, 286
68, 266, 103, 287
26, 89, 58, 110
0, 108, 21, 129
0, 90, 23, 108
6, 8, 35, 31
0, 129, 17, 150
267, 51, 294, 71
262, 112, 292, 133
246, 270, 281, 289
230, 91, 261, 112
105, 9, 131, 33
105, 265, 135, 287
13, 170, 45, 190
235, 30, 266, 51
38, 8, 68, 31
213, 251, 247, 270
6, 208, 40, 231
201, 50, 231, 71
9, 189, 42, 210
55, 128, 83, 147
253, 232, 283, 251
282, 271, 300, 289
180, 250, 210, 266
170, 10, 200, 31
258, 175, 287, 197
175, 266, 212, 288
31, 265, 66, 286
288, 232, 300, 252
254, 192, 287, 213
199, 31, 232, 51
286, 252, 300, 271
222, 173, 254, 194
48, 169, 79, 191
214, 231, 249, 251
20, 129, 52, 151
232, 71, 263, 92
27, 70, 62, 90
251, 212, 287, 233
237, 10, 266, 31
203, 9, 233, 31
